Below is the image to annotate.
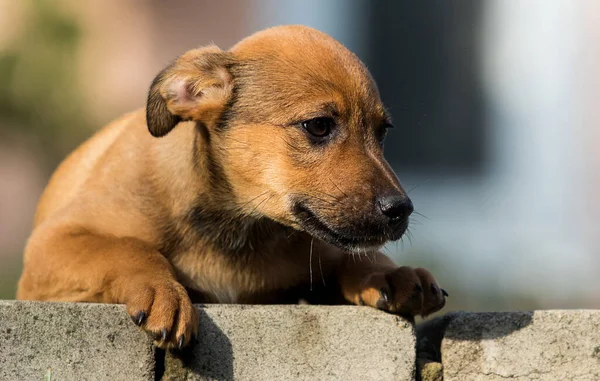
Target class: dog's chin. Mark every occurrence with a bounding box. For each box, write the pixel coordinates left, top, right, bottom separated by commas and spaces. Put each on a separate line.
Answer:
292, 203, 406, 253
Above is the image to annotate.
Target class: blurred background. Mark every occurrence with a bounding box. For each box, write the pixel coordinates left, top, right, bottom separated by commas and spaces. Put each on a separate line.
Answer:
0, 0, 598, 312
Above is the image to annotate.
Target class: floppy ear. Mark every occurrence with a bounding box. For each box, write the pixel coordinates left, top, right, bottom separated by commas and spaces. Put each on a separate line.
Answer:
146, 46, 234, 137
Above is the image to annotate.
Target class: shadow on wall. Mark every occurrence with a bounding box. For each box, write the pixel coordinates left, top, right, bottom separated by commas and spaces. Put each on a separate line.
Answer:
162, 309, 234, 381
416, 311, 534, 363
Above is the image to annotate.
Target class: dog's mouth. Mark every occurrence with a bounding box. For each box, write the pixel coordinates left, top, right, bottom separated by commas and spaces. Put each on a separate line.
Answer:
292, 202, 407, 253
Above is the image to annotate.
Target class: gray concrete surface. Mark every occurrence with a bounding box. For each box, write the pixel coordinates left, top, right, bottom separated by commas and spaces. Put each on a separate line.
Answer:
0, 301, 416, 381
162, 305, 416, 381
440, 311, 600, 381
0, 301, 155, 381
6, 300, 598, 381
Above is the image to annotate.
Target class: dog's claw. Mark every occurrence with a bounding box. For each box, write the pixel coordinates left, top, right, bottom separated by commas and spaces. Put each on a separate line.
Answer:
132, 311, 146, 326
380, 287, 389, 303
161, 329, 168, 342
431, 284, 439, 295
178, 335, 185, 349
414, 284, 423, 293
441, 288, 449, 297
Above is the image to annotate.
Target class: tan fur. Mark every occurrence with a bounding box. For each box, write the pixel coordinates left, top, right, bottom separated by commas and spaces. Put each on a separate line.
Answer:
17, 25, 446, 349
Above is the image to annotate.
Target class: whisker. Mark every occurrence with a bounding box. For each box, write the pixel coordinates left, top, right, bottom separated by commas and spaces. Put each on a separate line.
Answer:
240, 191, 269, 210
406, 184, 421, 194
313, 188, 342, 203
329, 178, 348, 198
412, 210, 429, 220
274, 133, 299, 153
318, 246, 326, 286
248, 193, 273, 216
382, 245, 390, 255
309, 237, 314, 291
405, 229, 414, 247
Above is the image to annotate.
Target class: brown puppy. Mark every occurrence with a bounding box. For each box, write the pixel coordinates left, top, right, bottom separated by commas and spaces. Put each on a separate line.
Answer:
17, 25, 446, 349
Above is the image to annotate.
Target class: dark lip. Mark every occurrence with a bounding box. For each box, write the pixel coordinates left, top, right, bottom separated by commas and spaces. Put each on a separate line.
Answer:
293, 202, 403, 252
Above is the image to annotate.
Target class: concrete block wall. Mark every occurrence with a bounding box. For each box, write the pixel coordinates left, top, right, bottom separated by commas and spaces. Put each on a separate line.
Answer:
418, 311, 600, 381
1, 301, 599, 380
0, 302, 415, 381
0, 301, 155, 381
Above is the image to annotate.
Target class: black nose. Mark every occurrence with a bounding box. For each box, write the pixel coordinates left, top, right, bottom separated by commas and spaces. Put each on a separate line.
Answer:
377, 195, 414, 220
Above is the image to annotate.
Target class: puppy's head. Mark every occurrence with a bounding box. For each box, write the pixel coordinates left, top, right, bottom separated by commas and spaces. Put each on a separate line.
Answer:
147, 25, 412, 253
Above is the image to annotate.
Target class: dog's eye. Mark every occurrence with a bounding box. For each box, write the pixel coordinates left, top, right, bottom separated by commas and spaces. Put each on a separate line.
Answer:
301, 117, 334, 138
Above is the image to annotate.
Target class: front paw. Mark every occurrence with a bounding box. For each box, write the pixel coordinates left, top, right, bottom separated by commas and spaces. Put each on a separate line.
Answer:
358, 267, 447, 318
123, 278, 198, 349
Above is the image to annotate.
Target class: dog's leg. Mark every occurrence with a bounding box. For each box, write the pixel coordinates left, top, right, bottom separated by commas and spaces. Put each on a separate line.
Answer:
17, 224, 197, 348
336, 252, 447, 319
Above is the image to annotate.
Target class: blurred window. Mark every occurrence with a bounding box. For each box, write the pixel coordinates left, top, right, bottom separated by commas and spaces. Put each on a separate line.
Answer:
364, 2, 485, 175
